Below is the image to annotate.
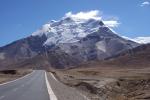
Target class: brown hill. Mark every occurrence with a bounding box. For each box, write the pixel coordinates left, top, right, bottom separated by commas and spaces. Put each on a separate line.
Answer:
77, 43, 150, 68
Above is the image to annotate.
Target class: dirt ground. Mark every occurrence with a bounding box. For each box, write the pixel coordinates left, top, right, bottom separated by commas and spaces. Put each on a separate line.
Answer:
53, 67, 150, 100
0, 69, 32, 84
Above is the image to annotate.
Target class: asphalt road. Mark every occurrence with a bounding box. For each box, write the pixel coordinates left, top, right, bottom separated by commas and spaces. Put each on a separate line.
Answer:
0, 70, 88, 100
0, 70, 49, 100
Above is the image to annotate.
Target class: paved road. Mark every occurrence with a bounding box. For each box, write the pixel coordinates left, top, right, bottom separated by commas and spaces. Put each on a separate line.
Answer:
0, 70, 49, 100
0, 70, 88, 100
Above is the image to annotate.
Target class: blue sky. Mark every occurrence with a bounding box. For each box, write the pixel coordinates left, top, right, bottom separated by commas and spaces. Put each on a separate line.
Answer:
0, 0, 150, 46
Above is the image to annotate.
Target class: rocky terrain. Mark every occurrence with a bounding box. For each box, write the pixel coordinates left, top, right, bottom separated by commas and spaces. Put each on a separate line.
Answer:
53, 67, 150, 100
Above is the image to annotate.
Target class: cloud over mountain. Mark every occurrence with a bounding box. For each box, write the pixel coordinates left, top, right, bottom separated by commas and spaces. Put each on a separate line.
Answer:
65, 10, 119, 28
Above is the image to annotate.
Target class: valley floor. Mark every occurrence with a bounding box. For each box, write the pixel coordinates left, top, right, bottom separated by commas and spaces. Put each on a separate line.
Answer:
53, 67, 150, 100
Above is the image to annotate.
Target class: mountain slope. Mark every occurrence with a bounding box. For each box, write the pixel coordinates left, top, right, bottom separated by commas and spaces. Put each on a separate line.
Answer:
79, 43, 150, 68
0, 35, 47, 68
108, 43, 150, 68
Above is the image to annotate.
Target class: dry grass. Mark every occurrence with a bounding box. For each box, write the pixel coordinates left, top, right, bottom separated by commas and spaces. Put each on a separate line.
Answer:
0, 69, 32, 84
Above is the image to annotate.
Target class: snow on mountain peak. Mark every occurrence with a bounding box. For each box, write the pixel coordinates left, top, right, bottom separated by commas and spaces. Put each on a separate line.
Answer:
31, 10, 120, 46
32, 24, 51, 36
44, 17, 102, 45
32, 13, 104, 46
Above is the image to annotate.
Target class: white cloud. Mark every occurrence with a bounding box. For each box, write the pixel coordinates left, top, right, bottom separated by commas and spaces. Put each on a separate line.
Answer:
65, 10, 119, 28
103, 20, 120, 28
122, 36, 150, 44
32, 24, 51, 36
140, 1, 150, 7
65, 10, 102, 20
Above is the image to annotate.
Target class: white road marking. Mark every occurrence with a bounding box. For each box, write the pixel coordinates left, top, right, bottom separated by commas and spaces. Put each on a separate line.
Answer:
0, 96, 5, 99
50, 73, 58, 82
0, 71, 35, 86
50, 72, 89, 100
45, 72, 58, 100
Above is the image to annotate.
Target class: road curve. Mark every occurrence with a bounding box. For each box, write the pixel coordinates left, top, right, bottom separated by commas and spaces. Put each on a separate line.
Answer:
0, 70, 49, 100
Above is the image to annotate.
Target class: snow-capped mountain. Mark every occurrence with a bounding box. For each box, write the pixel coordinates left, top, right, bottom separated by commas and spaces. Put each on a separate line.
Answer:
32, 17, 102, 45
0, 13, 139, 69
